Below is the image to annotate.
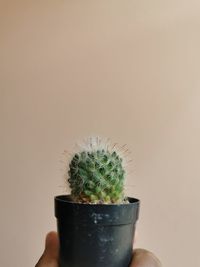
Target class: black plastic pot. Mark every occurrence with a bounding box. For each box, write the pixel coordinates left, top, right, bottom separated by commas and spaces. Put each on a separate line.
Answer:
55, 195, 140, 267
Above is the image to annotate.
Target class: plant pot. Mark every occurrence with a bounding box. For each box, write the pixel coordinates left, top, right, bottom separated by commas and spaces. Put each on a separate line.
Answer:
55, 195, 140, 267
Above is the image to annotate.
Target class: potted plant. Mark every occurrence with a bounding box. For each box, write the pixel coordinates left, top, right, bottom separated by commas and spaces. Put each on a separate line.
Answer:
55, 137, 140, 267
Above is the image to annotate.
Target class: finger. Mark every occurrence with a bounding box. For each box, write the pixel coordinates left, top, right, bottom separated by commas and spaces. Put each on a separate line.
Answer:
130, 249, 162, 267
44, 231, 59, 259
35, 232, 59, 267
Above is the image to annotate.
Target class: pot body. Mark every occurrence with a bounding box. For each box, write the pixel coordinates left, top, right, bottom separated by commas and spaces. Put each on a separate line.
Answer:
55, 195, 140, 267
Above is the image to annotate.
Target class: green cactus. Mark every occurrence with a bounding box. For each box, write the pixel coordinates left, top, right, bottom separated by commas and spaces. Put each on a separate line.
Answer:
67, 141, 127, 204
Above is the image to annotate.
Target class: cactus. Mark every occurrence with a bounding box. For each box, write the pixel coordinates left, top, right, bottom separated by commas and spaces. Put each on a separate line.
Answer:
67, 138, 127, 204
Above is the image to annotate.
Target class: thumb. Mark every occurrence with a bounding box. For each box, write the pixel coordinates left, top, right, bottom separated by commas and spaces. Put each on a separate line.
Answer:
44, 231, 59, 259
130, 249, 162, 267
35, 232, 59, 267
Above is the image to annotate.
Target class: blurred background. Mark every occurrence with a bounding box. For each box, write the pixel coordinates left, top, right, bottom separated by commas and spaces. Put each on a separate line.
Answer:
1, 1, 200, 266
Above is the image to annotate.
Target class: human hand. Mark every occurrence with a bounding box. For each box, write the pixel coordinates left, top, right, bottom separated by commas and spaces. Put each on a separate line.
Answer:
35, 232, 161, 267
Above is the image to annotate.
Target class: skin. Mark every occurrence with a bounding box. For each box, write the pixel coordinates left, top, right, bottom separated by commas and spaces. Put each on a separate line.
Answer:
35, 232, 162, 267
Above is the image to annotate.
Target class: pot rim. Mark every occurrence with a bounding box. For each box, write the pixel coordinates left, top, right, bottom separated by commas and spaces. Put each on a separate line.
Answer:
55, 194, 140, 206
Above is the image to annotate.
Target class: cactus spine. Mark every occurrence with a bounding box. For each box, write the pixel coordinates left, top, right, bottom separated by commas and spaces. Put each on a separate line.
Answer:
67, 138, 127, 204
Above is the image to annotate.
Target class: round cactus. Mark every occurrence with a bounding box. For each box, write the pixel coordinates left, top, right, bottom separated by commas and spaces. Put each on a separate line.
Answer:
67, 138, 127, 204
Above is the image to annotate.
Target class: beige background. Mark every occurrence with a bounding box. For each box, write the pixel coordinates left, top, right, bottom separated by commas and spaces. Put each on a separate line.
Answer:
1, 1, 200, 266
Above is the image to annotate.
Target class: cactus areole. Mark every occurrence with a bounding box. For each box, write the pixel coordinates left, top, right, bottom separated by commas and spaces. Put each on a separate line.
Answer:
55, 138, 140, 267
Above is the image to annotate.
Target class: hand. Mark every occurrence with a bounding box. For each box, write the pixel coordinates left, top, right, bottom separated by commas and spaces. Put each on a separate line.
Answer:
35, 232, 161, 267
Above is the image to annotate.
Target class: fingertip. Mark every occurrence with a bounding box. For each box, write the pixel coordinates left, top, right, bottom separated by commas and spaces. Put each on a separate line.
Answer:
131, 249, 162, 267
45, 232, 58, 246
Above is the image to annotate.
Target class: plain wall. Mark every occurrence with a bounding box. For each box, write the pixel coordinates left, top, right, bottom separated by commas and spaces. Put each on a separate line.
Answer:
1, 1, 200, 266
